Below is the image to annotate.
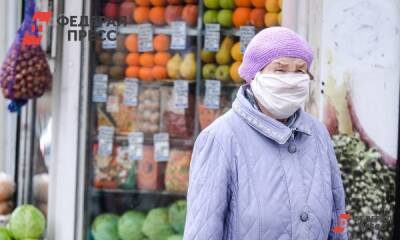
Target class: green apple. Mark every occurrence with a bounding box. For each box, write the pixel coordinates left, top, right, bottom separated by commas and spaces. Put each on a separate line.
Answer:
204, 0, 219, 9
219, 0, 234, 9
215, 65, 231, 81
217, 9, 233, 28
201, 49, 216, 63
202, 64, 217, 79
203, 10, 219, 24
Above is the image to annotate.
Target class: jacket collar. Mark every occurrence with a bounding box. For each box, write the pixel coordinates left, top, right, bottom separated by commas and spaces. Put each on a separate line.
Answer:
232, 85, 312, 144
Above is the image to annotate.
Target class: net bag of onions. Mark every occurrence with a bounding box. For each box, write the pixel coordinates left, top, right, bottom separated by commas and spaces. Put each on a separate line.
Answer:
0, 0, 52, 112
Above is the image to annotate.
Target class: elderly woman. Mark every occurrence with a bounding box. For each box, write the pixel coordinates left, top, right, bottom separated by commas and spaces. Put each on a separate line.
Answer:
183, 27, 348, 240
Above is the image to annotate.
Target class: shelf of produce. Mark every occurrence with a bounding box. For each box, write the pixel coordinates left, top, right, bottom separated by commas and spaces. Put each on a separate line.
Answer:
92, 188, 186, 197
119, 25, 199, 36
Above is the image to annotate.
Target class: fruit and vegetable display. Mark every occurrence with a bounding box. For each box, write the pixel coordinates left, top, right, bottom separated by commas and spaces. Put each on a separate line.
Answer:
136, 145, 167, 191
137, 88, 161, 134
161, 86, 195, 138
0, 205, 46, 240
164, 149, 192, 193
332, 134, 396, 240
91, 200, 186, 240
93, 143, 137, 189
98, 82, 138, 135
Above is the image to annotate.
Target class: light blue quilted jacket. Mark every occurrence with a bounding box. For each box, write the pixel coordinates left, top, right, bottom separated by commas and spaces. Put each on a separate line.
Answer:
184, 86, 348, 240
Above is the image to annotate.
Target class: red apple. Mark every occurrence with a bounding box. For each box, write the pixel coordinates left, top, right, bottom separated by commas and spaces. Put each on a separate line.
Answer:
104, 2, 119, 19
182, 5, 198, 27
119, 1, 135, 24
165, 5, 183, 24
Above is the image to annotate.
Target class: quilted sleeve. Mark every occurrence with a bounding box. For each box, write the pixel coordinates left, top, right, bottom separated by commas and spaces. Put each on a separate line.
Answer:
326, 135, 349, 240
183, 130, 231, 240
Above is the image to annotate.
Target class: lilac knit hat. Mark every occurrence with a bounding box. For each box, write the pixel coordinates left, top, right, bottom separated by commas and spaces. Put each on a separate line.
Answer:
238, 27, 313, 83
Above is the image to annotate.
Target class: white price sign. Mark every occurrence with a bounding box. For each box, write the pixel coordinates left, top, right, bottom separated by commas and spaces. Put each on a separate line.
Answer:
204, 80, 221, 109
204, 24, 220, 52
173, 80, 189, 109
138, 23, 154, 52
92, 74, 108, 103
98, 126, 115, 157
239, 26, 255, 53
124, 78, 139, 106
154, 133, 169, 162
170, 21, 187, 50
128, 132, 144, 161
106, 96, 119, 113
100, 22, 117, 49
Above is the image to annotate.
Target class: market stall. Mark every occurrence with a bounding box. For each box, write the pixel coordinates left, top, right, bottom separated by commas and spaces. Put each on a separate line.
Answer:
0, 0, 399, 240
81, 0, 282, 239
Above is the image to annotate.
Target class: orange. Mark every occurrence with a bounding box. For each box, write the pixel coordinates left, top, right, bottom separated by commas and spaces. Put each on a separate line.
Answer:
150, 0, 166, 6
279, 0, 282, 8
126, 53, 140, 65
264, 12, 279, 27
125, 34, 138, 52
250, 8, 266, 28
152, 66, 168, 79
251, 0, 264, 8
139, 68, 153, 81
135, 0, 151, 6
139, 53, 155, 67
153, 34, 170, 51
125, 66, 140, 77
133, 7, 150, 24
233, 8, 251, 28
154, 52, 172, 66
265, 0, 281, 13
234, 0, 252, 7
150, 7, 166, 25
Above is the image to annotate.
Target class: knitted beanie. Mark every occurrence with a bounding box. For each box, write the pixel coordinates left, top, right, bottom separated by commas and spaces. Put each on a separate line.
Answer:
238, 27, 313, 83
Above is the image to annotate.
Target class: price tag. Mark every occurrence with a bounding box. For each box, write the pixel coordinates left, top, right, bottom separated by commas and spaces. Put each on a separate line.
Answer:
154, 133, 169, 162
106, 96, 119, 112
138, 23, 154, 52
100, 22, 117, 49
92, 74, 108, 103
128, 132, 144, 161
204, 24, 220, 52
98, 126, 115, 157
204, 80, 221, 109
124, 78, 139, 106
170, 21, 187, 50
173, 80, 189, 109
239, 26, 255, 53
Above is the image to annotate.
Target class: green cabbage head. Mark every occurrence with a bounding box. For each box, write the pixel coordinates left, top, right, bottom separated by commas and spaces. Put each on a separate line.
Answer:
168, 200, 186, 234
91, 213, 120, 240
142, 208, 174, 240
8, 205, 46, 239
118, 211, 146, 240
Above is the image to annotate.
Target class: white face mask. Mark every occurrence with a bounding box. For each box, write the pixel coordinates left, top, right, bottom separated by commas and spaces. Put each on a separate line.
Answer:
250, 72, 310, 119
